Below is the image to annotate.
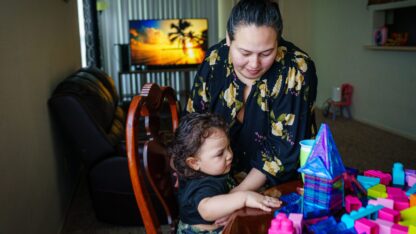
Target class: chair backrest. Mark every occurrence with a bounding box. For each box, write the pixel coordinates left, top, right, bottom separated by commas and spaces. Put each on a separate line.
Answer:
341, 83, 353, 106
126, 83, 180, 234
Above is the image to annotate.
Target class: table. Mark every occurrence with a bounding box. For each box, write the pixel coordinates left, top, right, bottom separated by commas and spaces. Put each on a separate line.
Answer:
222, 180, 303, 234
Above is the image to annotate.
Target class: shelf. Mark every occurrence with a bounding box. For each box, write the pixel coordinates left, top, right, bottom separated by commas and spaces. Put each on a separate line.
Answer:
364, 45, 416, 51
368, 0, 416, 11
119, 67, 197, 74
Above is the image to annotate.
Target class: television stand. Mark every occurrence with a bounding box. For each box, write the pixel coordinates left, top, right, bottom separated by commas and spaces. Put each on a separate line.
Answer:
117, 67, 197, 106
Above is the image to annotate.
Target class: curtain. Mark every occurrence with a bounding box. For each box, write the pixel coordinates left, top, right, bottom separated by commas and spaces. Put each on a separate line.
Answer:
83, 0, 102, 67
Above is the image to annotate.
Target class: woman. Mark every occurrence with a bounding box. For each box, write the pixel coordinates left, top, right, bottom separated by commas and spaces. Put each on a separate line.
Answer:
186, 0, 318, 191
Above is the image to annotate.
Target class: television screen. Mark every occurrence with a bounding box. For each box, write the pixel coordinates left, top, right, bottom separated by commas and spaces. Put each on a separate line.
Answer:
129, 18, 208, 68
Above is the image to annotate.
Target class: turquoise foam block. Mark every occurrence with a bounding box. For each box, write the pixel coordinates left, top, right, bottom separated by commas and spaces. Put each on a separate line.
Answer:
341, 204, 384, 229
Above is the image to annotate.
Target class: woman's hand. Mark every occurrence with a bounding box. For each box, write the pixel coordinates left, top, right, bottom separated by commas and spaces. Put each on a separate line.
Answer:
244, 191, 282, 212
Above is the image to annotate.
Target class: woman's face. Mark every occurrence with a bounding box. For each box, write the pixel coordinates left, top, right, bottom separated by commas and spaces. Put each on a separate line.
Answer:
227, 25, 278, 83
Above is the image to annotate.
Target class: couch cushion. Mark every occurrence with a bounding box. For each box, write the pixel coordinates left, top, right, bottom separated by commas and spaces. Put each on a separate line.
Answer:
52, 70, 116, 132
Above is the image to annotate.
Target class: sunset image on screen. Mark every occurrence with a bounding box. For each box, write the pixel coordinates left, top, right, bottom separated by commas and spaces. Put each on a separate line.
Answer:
129, 18, 208, 67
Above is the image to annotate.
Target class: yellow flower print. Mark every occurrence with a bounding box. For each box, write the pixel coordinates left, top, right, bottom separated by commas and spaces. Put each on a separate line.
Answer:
186, 98, 195, 113
286, 67, 304, 92
275, 46, 287, 62
262, 158, 283, 176
295, 73, 304, 91
231, 108, 237, 119
261, 102, 268, 111
284, 114, 295, 126
207, 50, 219, 65
271, 75, 283, 97
271, 121, 283, 136
295, 57, 308, 73
287, 67, 297, 89
198, 82, 208, 102
259, 83, 267, 98
294, 50, 308, 58
256, 81, 268, 111
223, 83, 237, 107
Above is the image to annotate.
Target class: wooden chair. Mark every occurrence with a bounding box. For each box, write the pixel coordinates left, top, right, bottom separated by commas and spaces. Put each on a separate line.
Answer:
126, 83, 180, 234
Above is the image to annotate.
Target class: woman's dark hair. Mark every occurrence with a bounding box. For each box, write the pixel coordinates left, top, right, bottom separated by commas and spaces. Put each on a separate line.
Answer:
168, 112, 229, 179
226, 0, 283, 41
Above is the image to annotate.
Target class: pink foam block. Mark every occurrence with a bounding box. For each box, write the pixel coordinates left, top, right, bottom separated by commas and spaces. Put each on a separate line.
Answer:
355, 218, 379, 234
269, 213, 295, 234
378, 207, 401, 222
345, 195, 362, 213
288, 213, 303, 234
391, 224, 408, 234
407, 174, 416, 187
393, 197, 410, 211
387, 187, 407, 200
368, 198, 394, 209
374, 219, 394, 234
364, 170, 392, 185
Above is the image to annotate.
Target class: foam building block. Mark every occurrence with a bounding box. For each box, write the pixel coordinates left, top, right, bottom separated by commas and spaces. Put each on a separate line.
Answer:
368, 197, 394, 209
391, 224, 408, 234
368, 184, 387, 198
393, 197, 409, 211
269, 213, 295, 234
374, 219, 394, 234
275, 192, 303, 215
378, 207, 400, 223
341, 204, 384, 228
392, 162, 405, 186
406, 183, 416, 197
364, 170, 392, 185
406, 169, 416, 176
399, 206, 416, 222
345, 195, 362, 213
409, 224, 416, 234
410, 194, 416, 207
354, 218, 379, 234
357, 175, 380, 190
288, 213, 303, 234
304, 215, 329, 226
407, 174, 416, 187
308, 216, 338, 234
387, 186, 407, 200
344, 173, 368, 203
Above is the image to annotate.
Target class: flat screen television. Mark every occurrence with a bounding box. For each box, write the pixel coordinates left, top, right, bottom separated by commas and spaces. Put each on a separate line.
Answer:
129, 18, 208, 69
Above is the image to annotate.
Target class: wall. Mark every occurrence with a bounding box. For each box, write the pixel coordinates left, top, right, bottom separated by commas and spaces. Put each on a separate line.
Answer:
280, 0, 416, 140
0, 0, 81, 233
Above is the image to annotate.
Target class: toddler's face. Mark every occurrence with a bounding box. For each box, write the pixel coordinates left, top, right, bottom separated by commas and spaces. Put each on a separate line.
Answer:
194, 128, 233, 176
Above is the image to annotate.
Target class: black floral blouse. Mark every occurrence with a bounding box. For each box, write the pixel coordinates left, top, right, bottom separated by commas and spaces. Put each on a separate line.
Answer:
185, 38, 318, 185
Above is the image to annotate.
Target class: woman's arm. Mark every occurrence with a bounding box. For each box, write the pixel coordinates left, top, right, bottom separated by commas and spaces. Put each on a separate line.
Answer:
230, 168, 267, 192
197, 191, 281, 221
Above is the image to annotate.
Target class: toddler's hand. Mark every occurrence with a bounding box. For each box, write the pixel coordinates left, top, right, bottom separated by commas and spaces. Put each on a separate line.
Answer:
244, 191, 282, 212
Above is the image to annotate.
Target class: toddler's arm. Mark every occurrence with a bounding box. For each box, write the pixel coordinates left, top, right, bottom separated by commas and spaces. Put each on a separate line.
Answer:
197, 191, 281, 221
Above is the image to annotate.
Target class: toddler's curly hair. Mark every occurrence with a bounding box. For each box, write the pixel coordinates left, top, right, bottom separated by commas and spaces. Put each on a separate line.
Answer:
168, 112, 229, 179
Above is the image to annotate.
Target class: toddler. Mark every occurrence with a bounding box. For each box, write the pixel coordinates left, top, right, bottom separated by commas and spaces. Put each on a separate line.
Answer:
169, 112, 281, 233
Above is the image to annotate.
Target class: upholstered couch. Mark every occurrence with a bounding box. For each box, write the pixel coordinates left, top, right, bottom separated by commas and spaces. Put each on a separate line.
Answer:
49, 67, 142, 225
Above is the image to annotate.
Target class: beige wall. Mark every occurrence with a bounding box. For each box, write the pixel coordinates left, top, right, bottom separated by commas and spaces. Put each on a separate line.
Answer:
0, 0, 81, 233
281, 0, 416, 140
